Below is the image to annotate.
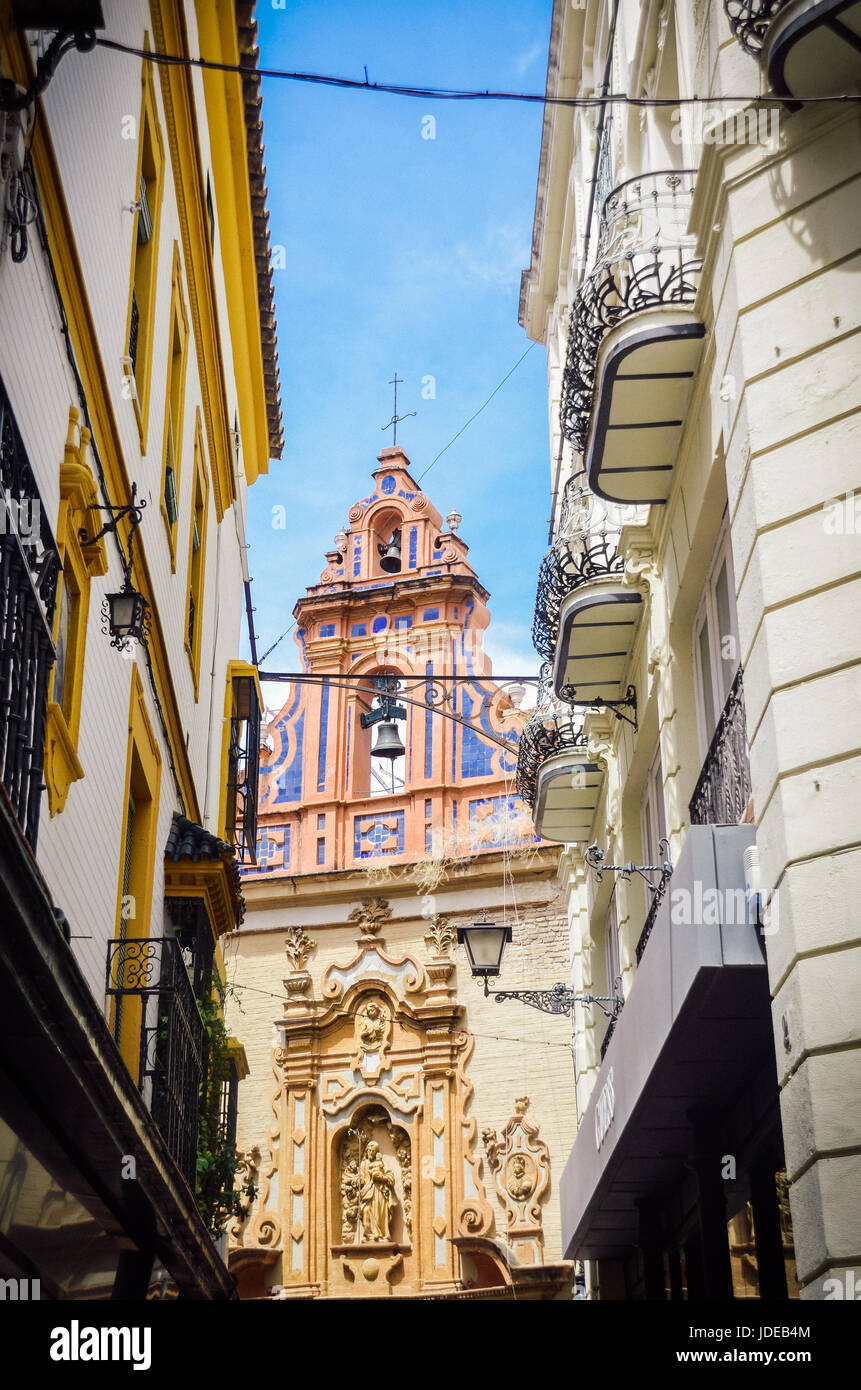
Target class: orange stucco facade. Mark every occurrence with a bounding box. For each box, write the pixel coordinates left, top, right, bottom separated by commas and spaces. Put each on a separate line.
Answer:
248, 446, 535, 879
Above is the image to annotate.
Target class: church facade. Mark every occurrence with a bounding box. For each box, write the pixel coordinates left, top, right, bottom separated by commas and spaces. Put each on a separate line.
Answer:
224, 447, 579, 1299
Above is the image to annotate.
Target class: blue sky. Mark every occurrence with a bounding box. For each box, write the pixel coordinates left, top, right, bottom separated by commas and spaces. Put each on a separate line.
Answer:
246, 0, 553, 697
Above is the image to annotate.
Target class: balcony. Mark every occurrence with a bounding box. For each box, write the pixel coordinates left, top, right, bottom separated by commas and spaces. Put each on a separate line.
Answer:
532, 477, 644, 707
0, 375, 61, 850
515, 668, 603, 843
560, 172, 704, 506
106, 935, 204, 1189
689, 667, 753, 827
725, 0, 861, 105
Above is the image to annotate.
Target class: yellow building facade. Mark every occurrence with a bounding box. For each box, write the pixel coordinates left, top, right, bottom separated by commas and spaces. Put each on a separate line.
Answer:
0, 0, 279, 1298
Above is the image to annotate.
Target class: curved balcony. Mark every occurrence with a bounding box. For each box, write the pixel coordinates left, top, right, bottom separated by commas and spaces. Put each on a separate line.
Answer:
725, 0, 861, 105
560, 171, 704, 506
516, 670, 603, 843
532, 478, 644, 707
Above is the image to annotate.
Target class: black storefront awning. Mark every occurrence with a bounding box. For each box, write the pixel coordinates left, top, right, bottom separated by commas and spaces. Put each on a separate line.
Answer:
561, 824, 776, 1261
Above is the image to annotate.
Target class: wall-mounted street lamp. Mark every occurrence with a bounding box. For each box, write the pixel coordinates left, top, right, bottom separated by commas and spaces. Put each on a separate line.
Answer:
81, 482, 149, 650
457, 910, 622, 1019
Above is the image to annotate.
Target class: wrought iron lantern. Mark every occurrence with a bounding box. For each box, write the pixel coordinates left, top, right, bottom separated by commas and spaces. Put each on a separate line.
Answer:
105, 580, 149, 648
81, 481, 149, 651
456, 910, 511, 982
458, 908, 622, 1018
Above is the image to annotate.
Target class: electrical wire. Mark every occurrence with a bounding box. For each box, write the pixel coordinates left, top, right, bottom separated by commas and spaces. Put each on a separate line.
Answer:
416, 343, 536, 484
219, 973, 575, 1051
91, 37, 861, 107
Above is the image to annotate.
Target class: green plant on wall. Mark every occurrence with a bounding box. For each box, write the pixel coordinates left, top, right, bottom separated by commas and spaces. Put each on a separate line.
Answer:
195, 989, 255, 1240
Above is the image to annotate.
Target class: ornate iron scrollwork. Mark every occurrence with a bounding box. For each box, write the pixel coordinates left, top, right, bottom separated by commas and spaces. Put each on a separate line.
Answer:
515, 664, 590, 809
724, 0, 789, 57
689, 666, 752, 827
531, 526, 625, 663
560, 171, 701, 453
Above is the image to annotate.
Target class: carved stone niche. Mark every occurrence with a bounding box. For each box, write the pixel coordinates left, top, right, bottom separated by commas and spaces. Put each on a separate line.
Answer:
482, 1097, 551, 1267
331, 1104, 412, 1297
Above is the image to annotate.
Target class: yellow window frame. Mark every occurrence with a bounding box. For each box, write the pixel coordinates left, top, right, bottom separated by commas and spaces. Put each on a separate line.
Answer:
44, 409, 108, 816
160, 242, 189, 570
124, 46, 166, 454
110, 667, 162, 1082
184, 411, 209, 699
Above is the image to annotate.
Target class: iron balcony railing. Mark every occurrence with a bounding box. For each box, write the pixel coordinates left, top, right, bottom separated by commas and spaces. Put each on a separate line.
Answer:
106, 934, 205, 1189
515, 664, 590, 809
226, 671, 261, 865
532, 477, 626, 665
560, 170, 701, 454
724, 0, 790, 56
0, 375, 61, 850
689, 666, 752, 827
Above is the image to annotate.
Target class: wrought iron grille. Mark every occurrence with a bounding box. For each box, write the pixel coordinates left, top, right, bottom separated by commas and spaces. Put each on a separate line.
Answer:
515, 665, 589, 808
532, 526, 624, 663
724, 0, 790, 56
0, 376, 60, 849
689, 666, 752, 826
600, 1014, 619, 1059
635, 886, 666, 964
128, 288, 140, 377
106, 935, 204, 1189
226, 672, 261, 864
560, 170, 701, 453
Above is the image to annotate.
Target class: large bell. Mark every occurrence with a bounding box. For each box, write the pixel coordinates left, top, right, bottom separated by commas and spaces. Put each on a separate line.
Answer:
378, 530, 402, 573
371, 718, 405, 760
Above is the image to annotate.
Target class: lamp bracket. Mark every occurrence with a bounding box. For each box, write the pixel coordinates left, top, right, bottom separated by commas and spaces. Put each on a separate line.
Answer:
487, 981, 623, 1020
585, 836, 673, 899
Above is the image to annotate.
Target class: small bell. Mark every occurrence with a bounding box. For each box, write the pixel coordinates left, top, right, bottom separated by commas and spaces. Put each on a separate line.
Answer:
378, 529, 402, 574
371, 718, 406, 760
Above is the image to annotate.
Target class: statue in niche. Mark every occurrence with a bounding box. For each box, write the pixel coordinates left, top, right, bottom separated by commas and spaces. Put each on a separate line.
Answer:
340, 1158, 361, 1242
359, 1140, 398, 1242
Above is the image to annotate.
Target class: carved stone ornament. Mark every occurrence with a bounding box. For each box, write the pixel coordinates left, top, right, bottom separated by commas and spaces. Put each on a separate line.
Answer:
348, 896, 393, 938
424, 914, 456, 959
284, 926, 316, 972
482, 1097, 551, 1265
352, 996, 392, 1080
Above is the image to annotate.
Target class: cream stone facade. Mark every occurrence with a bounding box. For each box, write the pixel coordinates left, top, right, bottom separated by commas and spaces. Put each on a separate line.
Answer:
518, 0, 861, 1300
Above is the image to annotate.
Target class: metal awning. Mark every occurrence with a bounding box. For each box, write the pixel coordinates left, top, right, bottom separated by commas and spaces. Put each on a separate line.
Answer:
586, 309, 705, 506
552, 582, 643, 706
533, 751, 603, 844
764, 0, 861, 105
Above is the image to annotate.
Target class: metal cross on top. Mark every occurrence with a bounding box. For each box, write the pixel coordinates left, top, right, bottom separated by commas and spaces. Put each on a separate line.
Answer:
381, 372, 416, 446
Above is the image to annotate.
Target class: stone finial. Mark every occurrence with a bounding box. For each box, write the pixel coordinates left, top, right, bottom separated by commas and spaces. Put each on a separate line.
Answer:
284, 926, 316, 972
348, 896, 392, 937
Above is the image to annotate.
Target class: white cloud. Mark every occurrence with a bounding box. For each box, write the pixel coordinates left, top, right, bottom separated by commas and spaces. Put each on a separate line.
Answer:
513, 41, 544, 77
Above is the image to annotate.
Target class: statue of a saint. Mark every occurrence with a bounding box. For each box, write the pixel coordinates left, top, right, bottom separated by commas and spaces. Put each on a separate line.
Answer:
340, 1157, 361, 1242
359, 1140, 397, 1242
